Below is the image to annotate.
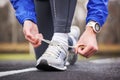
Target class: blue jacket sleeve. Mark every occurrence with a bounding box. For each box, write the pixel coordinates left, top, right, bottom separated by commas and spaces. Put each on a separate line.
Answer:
10, 0, 37, 25
86, 0, 108, 27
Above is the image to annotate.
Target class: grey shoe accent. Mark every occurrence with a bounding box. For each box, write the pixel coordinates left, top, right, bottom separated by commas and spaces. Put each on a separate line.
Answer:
67, 26, 80, 65
67, 36, 78, 65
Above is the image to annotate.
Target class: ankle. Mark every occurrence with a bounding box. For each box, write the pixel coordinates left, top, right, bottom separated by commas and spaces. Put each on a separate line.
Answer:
52, 33, 68, 42
51, 33, 69, 51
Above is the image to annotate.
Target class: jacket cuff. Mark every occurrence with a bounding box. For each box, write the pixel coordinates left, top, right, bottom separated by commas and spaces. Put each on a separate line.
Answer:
16, 12, 37, 25
86, 16, 104, 27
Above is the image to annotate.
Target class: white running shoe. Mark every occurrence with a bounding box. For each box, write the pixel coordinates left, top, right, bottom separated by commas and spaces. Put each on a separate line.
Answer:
36, 39, 68, 71
36, 26, 80, 71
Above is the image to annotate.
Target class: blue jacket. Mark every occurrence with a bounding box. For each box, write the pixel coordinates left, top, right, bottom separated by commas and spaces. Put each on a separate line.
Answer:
10, 0, 108, 27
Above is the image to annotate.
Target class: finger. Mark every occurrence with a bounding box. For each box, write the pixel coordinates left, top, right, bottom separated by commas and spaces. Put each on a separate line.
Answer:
83, 49, 94, 58
24, 28, 37, 40
75, 44, 85, 54
34, 34, 43, 45
31, 34, 43, 48
82, 47, 93, 57
86, 46, 98, 58
31, 40, 42, 48
32, 42, 42, 48
35, 34, 43, 42
25, 31, 40, 44
25, 35, 37, 44
78, 45, 92, 56
86, 49, 97, 58
75, 46, 78, 54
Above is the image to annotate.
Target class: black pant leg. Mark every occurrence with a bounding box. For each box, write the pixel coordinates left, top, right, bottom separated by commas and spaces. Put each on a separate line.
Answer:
67, 0, 77, 29
49, 0, 77, 33
34, 0, 54, 60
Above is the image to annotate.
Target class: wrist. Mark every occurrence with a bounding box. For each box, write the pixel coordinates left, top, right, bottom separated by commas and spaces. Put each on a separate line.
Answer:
23, 20, 37, 29
24, 20, 32, 24
85, 26, 97, 35
24, 20, 36, 25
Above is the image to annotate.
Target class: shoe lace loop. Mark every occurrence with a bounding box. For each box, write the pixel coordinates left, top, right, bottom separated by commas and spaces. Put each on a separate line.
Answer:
43, 40, 68, 59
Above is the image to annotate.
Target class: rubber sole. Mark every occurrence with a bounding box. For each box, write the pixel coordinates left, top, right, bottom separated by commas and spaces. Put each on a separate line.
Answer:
36, 59, 66, 71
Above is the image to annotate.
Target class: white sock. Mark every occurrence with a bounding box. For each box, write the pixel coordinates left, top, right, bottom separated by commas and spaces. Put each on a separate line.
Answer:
52, 33, 68, 43
51, 33, 68, 52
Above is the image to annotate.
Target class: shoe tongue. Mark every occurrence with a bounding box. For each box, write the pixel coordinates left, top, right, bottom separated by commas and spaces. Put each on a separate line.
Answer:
50, 33, 69, 56
52, 33, 68, 42
51, 36, 68, 46
50, 40, 60, 46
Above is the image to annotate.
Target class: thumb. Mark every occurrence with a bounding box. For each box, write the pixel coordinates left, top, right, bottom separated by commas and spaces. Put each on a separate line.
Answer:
23, 29, 36, 43
35, 34, 43, 42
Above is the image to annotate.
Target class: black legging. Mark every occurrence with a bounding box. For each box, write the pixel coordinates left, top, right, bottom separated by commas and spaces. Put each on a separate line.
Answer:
34, 0, 77, 60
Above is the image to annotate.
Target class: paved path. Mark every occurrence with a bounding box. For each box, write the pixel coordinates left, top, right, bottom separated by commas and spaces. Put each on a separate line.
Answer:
0, 58, 120, 80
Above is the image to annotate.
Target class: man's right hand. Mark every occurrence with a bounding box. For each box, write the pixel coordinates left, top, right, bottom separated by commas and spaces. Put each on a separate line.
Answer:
23, 20, 43, 48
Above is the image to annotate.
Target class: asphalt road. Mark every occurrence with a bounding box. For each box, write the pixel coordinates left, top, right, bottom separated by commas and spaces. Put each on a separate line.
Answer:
0, 58, 120, 80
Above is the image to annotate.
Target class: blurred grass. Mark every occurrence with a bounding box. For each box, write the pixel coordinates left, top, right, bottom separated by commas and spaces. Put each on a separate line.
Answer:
0, 43, 120, 53
0, 43, 29, 53
0, 53, 36, 61
0, 53, 97, 61
0, 43, 120, 61
99, 44, 120, 52
0, 53, 120, 61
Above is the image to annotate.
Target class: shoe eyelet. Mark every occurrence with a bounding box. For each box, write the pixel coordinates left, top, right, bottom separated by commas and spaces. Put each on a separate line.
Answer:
59, 51, 62, 53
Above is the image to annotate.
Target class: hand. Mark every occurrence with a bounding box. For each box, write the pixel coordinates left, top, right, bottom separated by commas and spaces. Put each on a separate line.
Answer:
75, 26, 98, 58
23, 20, 43, 48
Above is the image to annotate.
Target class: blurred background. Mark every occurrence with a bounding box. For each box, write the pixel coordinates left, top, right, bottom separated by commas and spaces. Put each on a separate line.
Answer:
0, 0, 120, 61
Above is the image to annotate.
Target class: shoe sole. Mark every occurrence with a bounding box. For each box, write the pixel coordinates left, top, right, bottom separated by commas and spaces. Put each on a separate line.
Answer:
36, 59, 67, 71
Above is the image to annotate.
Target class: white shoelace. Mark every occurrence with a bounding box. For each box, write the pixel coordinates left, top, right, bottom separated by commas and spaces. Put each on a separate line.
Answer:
42, 38, 70, 60
41, 39, 75, 48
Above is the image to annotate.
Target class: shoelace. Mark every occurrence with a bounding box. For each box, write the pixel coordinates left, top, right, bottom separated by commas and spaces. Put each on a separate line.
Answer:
42, 39, 69, 60
42, 39, 75, 48
43, 45, 64, 58
41, 38, 85, 61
